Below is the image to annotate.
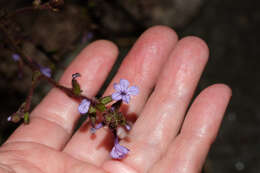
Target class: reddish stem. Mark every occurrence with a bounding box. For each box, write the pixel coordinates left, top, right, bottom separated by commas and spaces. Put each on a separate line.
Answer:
0, 20, 94, 103
6, 3, 54, 18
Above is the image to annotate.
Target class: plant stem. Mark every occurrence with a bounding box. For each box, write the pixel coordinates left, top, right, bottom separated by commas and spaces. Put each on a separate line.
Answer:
0, 20, 94, 103
6, 3, 54, 18
24, 80, 38, 113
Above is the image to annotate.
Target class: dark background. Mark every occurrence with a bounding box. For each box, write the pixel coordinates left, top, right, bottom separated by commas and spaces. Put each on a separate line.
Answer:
0, 0, 259, 172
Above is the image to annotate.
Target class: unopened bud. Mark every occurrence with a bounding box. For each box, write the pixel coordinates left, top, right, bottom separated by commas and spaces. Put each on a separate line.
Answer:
117, 126, 127, 139
125, 123, 131, 131
72, 73, 81, 79
9, 113, 21, 123
72, 74, 82, 96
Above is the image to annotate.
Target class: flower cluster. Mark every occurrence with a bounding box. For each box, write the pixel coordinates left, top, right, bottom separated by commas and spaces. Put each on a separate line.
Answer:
77, 78, 139, 159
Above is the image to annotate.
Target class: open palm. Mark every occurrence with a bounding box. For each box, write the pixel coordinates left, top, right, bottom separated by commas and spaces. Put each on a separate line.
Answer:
0, 26, 231, 173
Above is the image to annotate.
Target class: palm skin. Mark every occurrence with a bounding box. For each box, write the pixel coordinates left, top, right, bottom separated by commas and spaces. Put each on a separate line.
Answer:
0, 26, 231, 173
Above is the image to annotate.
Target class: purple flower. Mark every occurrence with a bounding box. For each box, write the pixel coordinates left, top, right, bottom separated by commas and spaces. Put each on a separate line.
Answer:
78, 99, 91, 114
125, 124, 131, 131
112, 79, 139, 104
87, 32, 94, 40
110, 137, 129, 159
81, 32, 94, 43
90, 123, 103, 133
40, 66, 52, 78
7, 116, 12, 122
12, 54, 20, 61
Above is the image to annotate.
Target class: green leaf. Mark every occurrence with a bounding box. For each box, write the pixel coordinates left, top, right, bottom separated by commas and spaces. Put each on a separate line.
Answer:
88, 106, 96, 114
90, 114, 96, 126
72, 79, 82, 96
100, 96, 113, 105
96, 103, 106, 112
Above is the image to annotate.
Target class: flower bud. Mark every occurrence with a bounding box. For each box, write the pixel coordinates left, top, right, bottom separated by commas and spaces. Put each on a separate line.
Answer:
72, 73, 82, 96
117, 126, 127, 139
8, 113, 21, 123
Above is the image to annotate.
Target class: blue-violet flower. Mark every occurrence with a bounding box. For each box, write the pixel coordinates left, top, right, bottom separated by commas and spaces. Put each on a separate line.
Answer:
125, 124, 131, 131
90, 123, 103, 133
78, 99, 91, 114
7, 116, 12, 122
40, 66, 52, 78
110, 137, 129, 159
12, 54, 20, 61
112, 79, 139, 104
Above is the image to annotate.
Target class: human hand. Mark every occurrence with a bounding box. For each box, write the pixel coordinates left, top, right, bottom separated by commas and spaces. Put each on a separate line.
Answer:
0, 26, 231, 173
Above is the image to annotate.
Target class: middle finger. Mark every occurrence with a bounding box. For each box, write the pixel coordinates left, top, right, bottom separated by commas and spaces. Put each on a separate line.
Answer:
118, 36, 209, 173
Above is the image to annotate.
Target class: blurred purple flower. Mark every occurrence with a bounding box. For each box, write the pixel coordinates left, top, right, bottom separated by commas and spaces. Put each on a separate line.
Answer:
125, 124, 131, 131
90, 123, 103, 133
112, 79, 139, 104
78, 99, 91, 114
86, 32, 94, 40
7, 116, 12, 122
12, 54, 20, 61
40, 66, 52, 78
81, 32, 94, 43
110, 137, 129, 159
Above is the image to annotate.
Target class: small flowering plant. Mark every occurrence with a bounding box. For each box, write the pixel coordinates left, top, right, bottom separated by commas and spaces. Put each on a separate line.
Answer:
8, 69, 138, 159
5, 9, 137, 157
75, 77, 138, 159
3, 0, 138, 160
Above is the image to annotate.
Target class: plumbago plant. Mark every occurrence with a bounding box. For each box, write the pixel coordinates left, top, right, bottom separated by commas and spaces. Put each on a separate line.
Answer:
0, 0, 139, 159
78, 78, 139, 159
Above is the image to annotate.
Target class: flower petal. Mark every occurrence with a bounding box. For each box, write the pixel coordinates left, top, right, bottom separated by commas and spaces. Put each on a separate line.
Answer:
114, 83, 122, 92
116, 143, 129, 154
7, 116, 12, 122
119, 79, 129, 90
127, 86, 139, 96
112, 92, 122, 101
40, 67, 52, 78
122, 95, 130, 104
90, 123, 103, 133
125, 124, 131, 131
110, 145, 120, 159
78, 99, 90, 114
110, 143, 129, 159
